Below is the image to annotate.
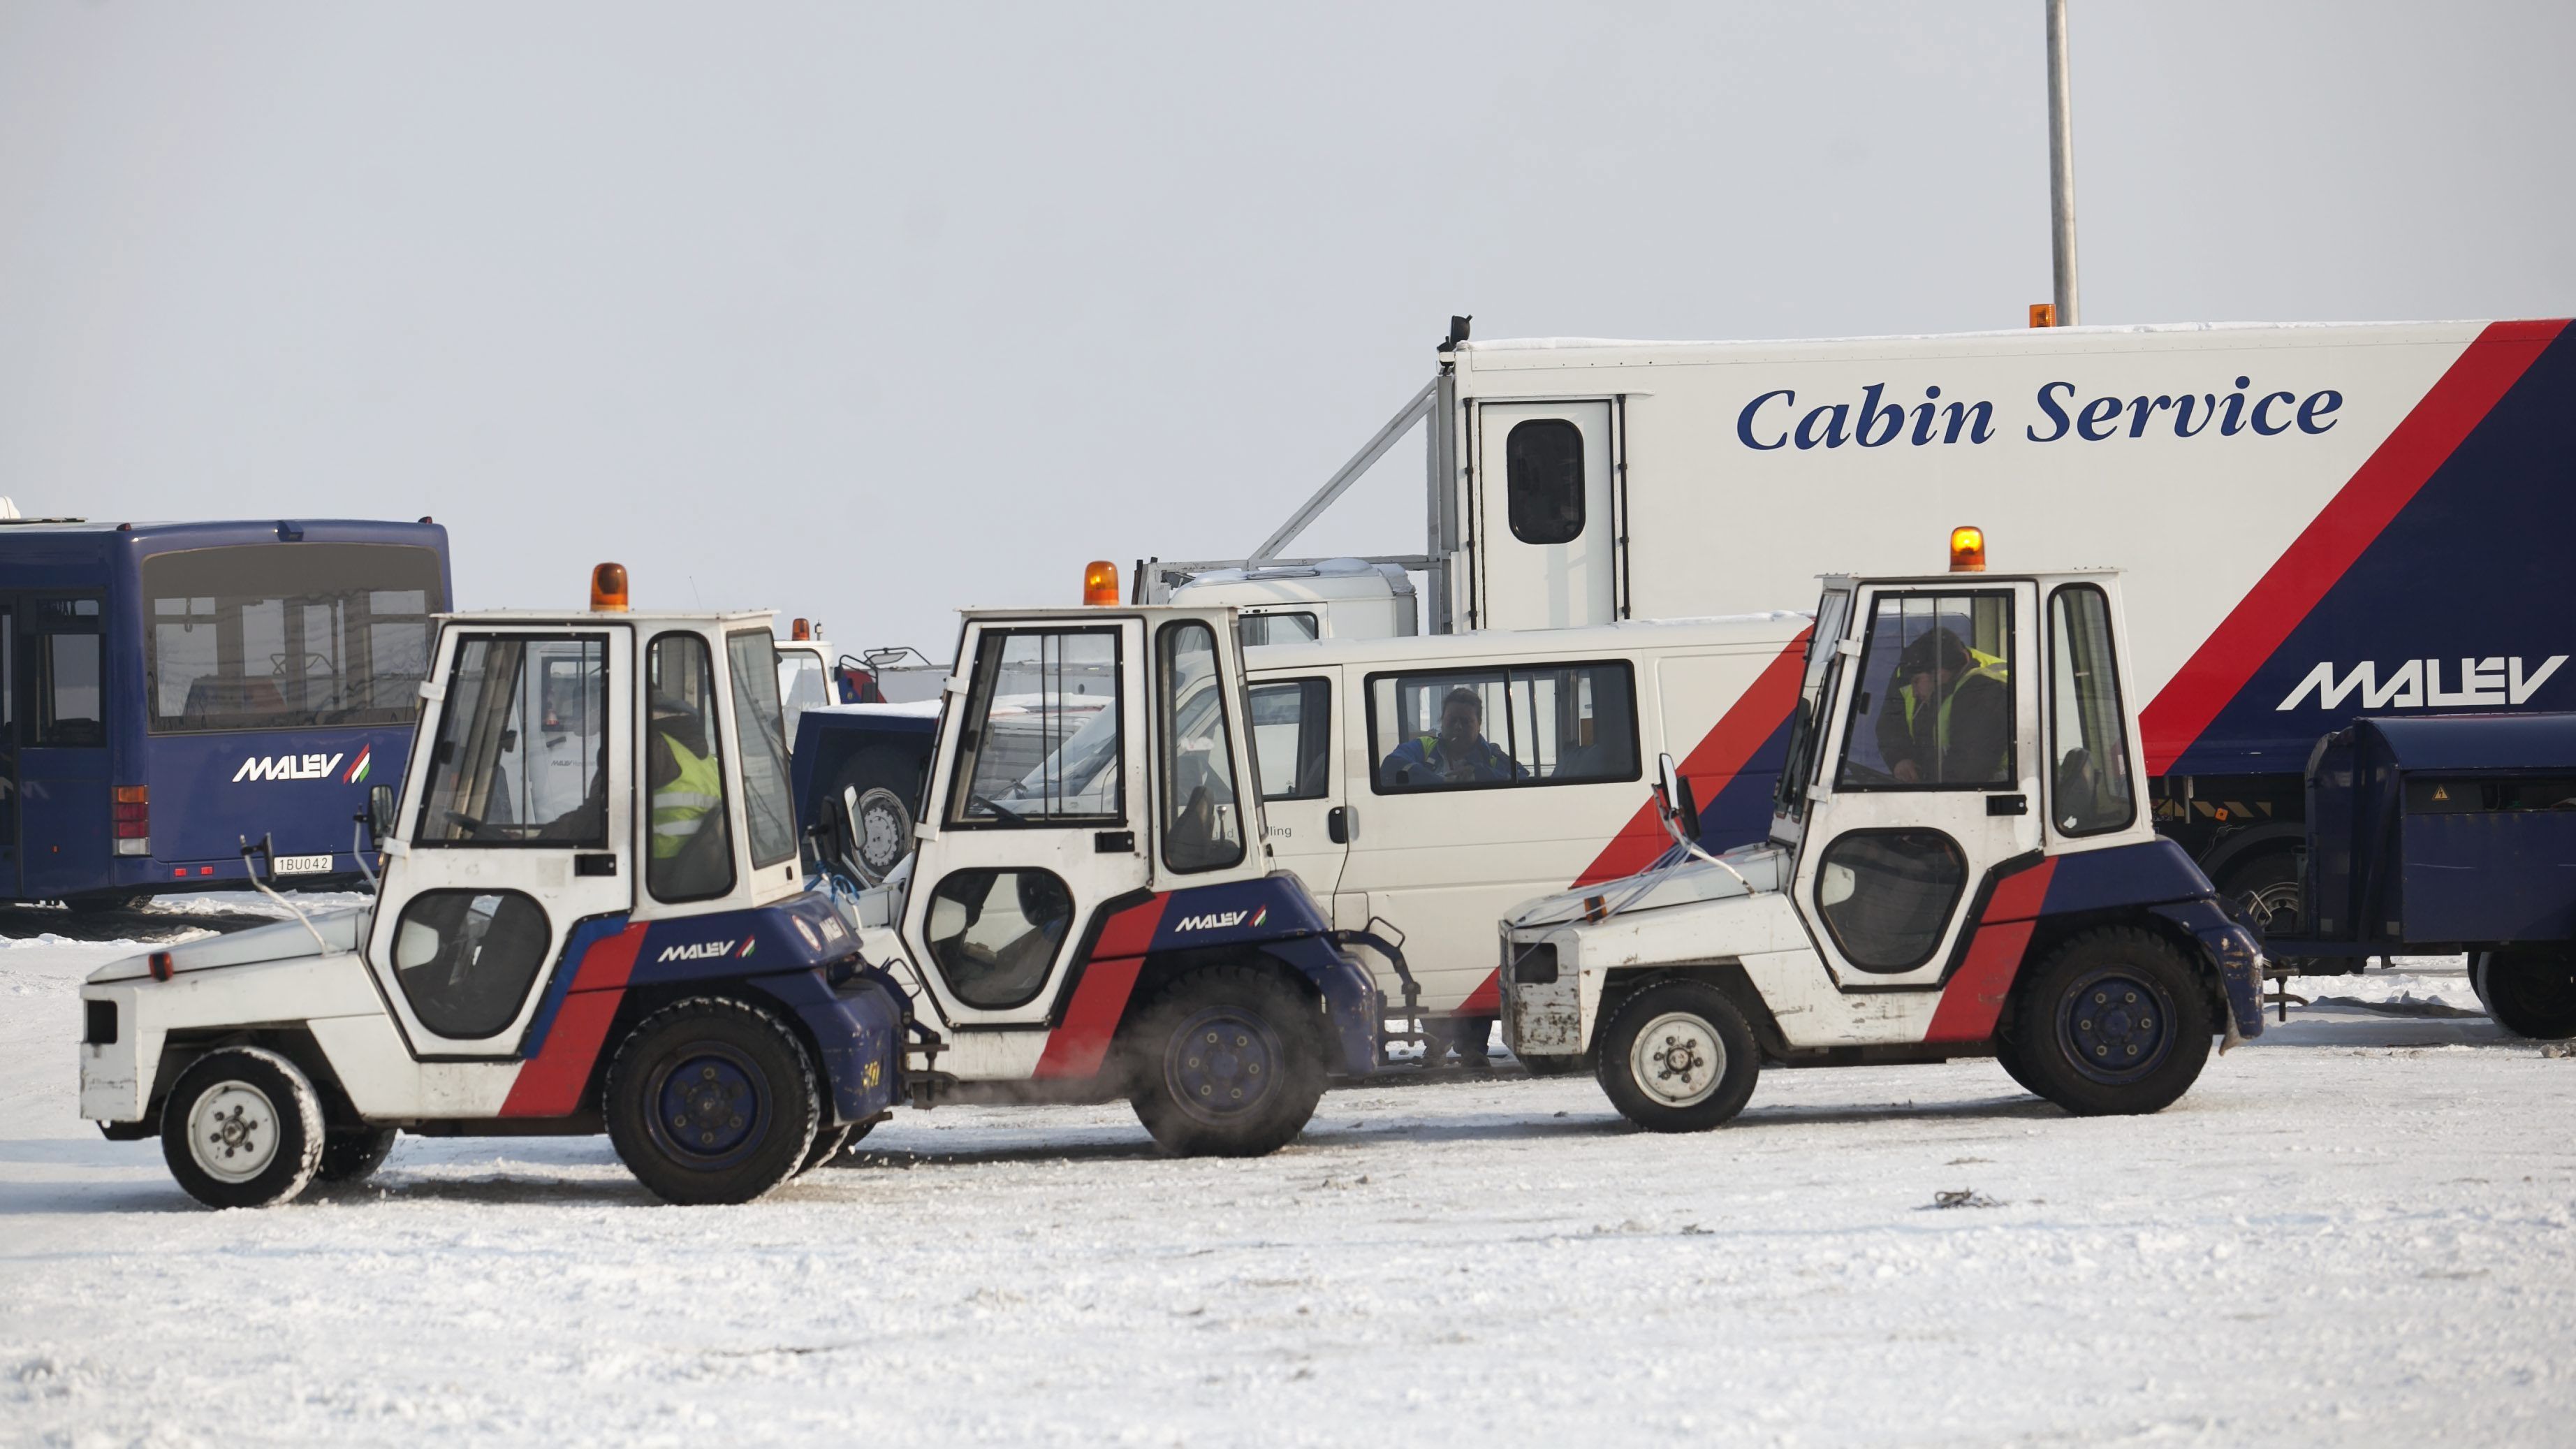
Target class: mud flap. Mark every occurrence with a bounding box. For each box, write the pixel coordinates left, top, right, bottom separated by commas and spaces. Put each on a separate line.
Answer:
2149, 898, 2267, 1047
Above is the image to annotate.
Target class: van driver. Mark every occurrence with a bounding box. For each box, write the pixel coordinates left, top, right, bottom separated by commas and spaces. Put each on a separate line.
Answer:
1380, 686, 1525, 787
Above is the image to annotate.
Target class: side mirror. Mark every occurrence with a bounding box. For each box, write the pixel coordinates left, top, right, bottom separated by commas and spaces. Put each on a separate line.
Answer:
367, 784, 397, 845
1654, 752, 1703, 845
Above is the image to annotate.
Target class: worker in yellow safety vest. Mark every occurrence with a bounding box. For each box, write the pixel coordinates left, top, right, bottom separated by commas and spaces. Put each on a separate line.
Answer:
647, 695, 726, 876
1875, 627, 2012, 785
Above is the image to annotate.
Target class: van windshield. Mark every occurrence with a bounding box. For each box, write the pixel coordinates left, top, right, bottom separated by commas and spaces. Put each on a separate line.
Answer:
143, 544, 446, 733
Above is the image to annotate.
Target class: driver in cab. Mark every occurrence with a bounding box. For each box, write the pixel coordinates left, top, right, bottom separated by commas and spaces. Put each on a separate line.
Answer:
1380, 686, 1525, 787
1875, 628, 2011, 785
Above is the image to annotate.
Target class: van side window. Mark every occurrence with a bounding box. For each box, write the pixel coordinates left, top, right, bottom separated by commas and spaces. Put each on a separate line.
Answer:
1505, 418, 1586, 546
1366, 662, 1638, 794
1248, 678, 1331, 801
1238, 613, 1319, 648
1837, 591, 2015, 790
2047, 585, 2136, 836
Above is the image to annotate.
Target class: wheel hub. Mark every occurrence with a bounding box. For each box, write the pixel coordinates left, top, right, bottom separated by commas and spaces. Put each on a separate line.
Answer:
2061, 970, 2173, 1084
1628, 1012, 1725, 1108
188, 1082, 281, 1183
654, 1051, 763, 1162
1167, 1008, 1278, 1123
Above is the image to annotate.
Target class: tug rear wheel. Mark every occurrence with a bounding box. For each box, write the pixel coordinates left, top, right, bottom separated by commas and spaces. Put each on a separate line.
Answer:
1126, 964, 1326, 1158
798, 1124, 854, 1174
2012, 927, 2213, 1117
1593, 980, 1760, 1133
160, 1047, 327, 1209
606, 997, 820, 1204
2471, 948, 2576, 1040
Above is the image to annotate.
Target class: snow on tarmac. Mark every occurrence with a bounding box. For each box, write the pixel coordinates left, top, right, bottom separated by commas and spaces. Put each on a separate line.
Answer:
3, 925, 2573, 1446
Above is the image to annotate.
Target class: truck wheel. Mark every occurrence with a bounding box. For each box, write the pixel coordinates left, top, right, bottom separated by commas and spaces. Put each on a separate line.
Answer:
2013, 928, 2213, 1116
1126, 964, 1326, 1158
159, 1047, 327, 1209
1990, 1033, 2044, 1098
605, 997, 821, 1205
2217, 852, 2332, 976
316, 1126, 400, 1184
1593, 980, 1760, 1133
2471, 949, 2576, 1039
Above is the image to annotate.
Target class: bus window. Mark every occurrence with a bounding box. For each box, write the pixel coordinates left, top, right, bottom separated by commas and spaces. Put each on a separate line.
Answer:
142, 543, 444, 733
41, 633, 105, 747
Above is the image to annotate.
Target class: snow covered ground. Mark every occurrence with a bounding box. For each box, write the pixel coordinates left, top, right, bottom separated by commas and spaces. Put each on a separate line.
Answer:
4, 917, 2573, 1446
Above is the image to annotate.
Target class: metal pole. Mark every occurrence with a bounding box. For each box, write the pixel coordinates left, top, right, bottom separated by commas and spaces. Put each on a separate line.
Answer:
2045, 0, 2080, 326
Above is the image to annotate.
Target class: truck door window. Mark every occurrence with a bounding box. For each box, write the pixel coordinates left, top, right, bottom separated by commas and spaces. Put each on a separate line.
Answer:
416, 634, 610, 848
1366, 661, 1637, 792
2047, 585, 2136, 836
1814, 829, 1967, 972
1505, 418, 1586, 545
1837, 592, 2014, 790
390, 889, 551, 1039
1249, 678, 1331, 801
726, 631, 800, 868
923, 867, 1074, 1008
946, 628, 1124, 827
646, 633, 736, 901
1157, 621, 1245, 872
777, 651, 830, 742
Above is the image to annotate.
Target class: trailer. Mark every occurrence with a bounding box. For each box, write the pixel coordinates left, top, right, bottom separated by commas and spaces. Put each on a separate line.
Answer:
1149, 317, 2576, 935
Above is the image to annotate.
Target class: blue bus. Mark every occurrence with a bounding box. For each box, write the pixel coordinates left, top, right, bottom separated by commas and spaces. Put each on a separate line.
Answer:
1, 517, 452, 911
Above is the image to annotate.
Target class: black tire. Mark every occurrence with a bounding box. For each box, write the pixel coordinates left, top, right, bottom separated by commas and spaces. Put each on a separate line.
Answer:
605, 997, 821, 1205
2011, 927, 2214, 1117
1593, 980, 1761, 1133
66, 892, 149, 917
1991, 1032, 2045, 1098
828, 750, 923, 885
159, 1047, 327, 1209
316, 1126, 399, 1184
799, 1124, 854, 1174
2471, 948, 2576, 1040
1125, 964, 1327, 1158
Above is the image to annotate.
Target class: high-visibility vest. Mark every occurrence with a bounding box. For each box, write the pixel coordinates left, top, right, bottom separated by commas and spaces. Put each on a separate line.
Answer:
1898, 648, 2010, 775
650, 734, 723, 859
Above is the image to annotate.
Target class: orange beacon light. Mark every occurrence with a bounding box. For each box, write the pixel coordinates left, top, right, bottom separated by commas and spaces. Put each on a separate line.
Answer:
1948, 527, 1986, 574
1083, 560, 1120, 606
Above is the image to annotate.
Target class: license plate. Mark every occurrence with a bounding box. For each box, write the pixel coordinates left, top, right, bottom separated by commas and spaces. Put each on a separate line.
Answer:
271, 854, 332, 875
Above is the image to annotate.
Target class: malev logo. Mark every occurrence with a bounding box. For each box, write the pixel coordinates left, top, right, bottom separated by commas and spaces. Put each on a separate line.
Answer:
233, 752, 346, 783
1174, 905, 1268, 933
657, 938, 756, 963
2276, 655, 2566, 711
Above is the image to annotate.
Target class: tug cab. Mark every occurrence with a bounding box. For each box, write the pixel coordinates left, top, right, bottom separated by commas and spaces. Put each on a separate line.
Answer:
1500, 541, 2270, 1130
81, 567, 905, 1207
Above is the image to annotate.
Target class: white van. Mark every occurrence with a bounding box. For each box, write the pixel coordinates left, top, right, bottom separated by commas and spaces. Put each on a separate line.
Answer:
1242, 612, 1808, 1053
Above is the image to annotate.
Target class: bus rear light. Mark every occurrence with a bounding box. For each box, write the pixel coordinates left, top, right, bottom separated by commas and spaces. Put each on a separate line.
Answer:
112, 787, 149, 854
1083, 560, 1120, 606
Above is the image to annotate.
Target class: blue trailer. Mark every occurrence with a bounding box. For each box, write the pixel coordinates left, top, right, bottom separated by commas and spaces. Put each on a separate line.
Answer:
0, 516, 451, 910
2268, 713, 2576, 1037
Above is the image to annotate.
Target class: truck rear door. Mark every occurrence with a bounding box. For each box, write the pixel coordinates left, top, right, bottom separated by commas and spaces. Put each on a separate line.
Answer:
1473, 400, 1618, 629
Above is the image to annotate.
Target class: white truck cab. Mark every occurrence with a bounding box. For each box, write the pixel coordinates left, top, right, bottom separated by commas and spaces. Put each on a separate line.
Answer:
1502, 555, 2270, 1130
82, 567, 907, 1207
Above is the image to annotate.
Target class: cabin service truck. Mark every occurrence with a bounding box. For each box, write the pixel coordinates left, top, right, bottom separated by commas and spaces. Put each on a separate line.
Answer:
84, 566, 1393, 1208
1150, 316, 2576, 955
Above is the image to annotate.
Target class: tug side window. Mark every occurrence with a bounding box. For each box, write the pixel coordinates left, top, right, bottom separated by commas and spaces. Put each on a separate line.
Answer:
647, 633, 736, 902
1813, 829, 1967, 973
923, 868, 1075, 1009
1837, 591, 2016, 790
946, 627, 1125, 827
416, 634, 609, 847
390, 889, 552, 1040
2047, 585, 2136, 837
1157, 621, 1245, 873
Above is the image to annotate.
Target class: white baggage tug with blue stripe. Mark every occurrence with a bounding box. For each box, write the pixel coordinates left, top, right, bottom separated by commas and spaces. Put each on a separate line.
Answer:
1502, 544, 2271, 1129
80, 565, 1392, 1208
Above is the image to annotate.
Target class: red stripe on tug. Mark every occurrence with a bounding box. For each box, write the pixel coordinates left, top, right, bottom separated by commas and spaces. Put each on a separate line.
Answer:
499, 922, 650, 1118
1032, 894, 1171, 1079
2140, 321, 2566, 774
1923, 859, 2060, 1044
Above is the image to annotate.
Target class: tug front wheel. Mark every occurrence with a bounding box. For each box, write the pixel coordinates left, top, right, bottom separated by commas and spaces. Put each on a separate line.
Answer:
160, 1047, 328, 1209
1593, 980, 1760, 1133
606, 997, 821, 1205
2012, 927, 2213, 1117
1126, 964, 1326, 1158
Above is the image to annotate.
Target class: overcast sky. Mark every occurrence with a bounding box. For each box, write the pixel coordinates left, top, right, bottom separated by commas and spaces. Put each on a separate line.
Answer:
4, 1, 2570, 655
